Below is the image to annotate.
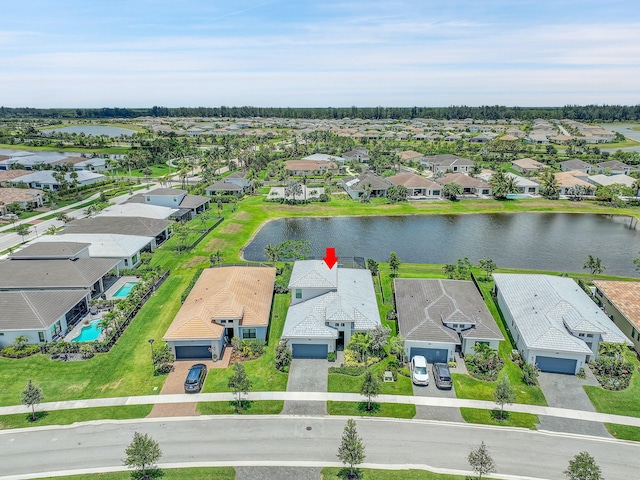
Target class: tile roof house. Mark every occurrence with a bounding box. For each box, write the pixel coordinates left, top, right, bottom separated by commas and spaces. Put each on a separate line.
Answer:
559, 159, 593, 174
129, 187, 210, 220
554, 171, 594, 195
386, 172, 442, 198
205, 172, 253, 196
98, 203, 179, 220
12, 170, 106, 190
163, 266, 276, 360
593, 280, 640, 353
435, 173, 492, 196
284, 159, 338, 176
341, 173, 391, 199
342, 148, 370, 163
597, 160, 633, 176
395, 279, 503, 363
0, 169, 30, 186
421, 154, 474, 174
0, 290, 92, 348
0, 187, 43, 209
511, 158, 546, 174
587, 174, 636, 189
11, 241, 91, 260
494, 274, 630, 374
398, 150, 425, 162
282, 260, 380, 358
62, 216, 170, 248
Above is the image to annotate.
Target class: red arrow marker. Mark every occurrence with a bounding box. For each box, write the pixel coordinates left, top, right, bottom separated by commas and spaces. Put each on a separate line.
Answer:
323, 247, 338, 269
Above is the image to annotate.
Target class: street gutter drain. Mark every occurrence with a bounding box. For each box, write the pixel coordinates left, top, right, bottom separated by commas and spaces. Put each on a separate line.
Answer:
306, 426, 312, 431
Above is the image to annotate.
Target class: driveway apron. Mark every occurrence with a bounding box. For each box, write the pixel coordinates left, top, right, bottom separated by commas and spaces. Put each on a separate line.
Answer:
282, 359, 328, 415
537, 370, 611, 437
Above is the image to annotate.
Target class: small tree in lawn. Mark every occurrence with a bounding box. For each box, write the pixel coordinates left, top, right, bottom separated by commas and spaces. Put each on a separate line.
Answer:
123, 431, 162, 480
228, 361, 251, 410
564, 451, 604, 480
21, 380, 43, 422
478, 258, 497, 281
468, 441, 496, 480
494, 375, 516, 420
366, 258, 379, 276
337, 419, 366, 480
388, 251, 401, 277
360, 369, 381, 411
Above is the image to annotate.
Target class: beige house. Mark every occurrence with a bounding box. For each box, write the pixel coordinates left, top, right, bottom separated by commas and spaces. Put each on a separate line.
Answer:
386, 172, 442, 197
284, 159, 338, 176
554, 171, 594, 195
163, 266, 276, 360
511, 158, 546, 175
0, 187, 43, 210
593, 280, 640, 352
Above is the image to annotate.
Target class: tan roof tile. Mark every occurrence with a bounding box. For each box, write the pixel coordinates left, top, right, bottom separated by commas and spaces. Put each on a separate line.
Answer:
593, 280, 640, 331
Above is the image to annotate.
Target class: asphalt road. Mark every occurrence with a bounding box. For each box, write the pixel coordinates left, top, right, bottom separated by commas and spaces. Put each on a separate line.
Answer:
1, 416, 638, 479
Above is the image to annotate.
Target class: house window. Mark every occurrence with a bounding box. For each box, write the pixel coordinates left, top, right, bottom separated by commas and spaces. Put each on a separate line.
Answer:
220, 320, 226, 324
632, 327, 638, 339
482, 189, 490, 195
586, 334, 593, 338
38, 332, 45, 342
124, 259, 129, 267
242, 328, 257, 339
475, 341, 490, 347
295, 289, 302, 299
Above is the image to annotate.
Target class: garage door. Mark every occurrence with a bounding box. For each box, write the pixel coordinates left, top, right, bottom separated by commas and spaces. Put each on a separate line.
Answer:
292, 343, 328, 359
175, 345, 211, 360
535, 356, 577, 374
410, 347, 448, 363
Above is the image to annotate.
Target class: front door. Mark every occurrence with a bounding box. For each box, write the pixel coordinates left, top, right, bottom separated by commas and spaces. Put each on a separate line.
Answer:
337, 331, 345, 351
225, 327, 234, 343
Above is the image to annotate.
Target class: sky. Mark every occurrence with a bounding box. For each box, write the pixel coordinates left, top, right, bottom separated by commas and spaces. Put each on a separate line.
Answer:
1, 0, 639, 108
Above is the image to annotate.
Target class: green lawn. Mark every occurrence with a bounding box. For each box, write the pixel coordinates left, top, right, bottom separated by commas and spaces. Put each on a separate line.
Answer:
35, 467, 235, 480
322, 467, 499, 480
327, 401, 415, 418
0, 406, 152, 430
328, 357, 413, 396
584, 349, 640, 417
460, 407, 539, 429
197, 400, 284, 415
604, 423, 640, 442
201, 293, 289, 393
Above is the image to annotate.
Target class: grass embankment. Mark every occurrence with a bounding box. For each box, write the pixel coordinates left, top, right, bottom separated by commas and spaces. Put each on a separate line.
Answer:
35, 467, 235, 480
197, 400, 284, 415
0, 406, 152, 430
321, 467, 499, 480
326, 401, 416, 418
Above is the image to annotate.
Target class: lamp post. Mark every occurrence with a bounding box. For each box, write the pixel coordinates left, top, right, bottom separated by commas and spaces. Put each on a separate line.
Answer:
148, 338, 155, 375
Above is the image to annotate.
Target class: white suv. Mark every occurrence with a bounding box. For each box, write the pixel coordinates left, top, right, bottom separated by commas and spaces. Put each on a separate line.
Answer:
410, 355, 429, 386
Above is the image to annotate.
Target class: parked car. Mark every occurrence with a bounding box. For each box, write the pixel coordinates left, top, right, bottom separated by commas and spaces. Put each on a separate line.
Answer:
184, 363, 208, 393
432, 362, 452, 389
410, 355, 429, 386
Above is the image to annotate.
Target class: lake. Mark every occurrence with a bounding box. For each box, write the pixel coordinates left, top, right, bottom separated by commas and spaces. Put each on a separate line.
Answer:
46, 126, 137, 137
243, 213, 640, 277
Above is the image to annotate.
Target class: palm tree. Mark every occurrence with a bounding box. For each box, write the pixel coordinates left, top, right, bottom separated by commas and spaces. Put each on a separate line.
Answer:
442, 182, 463, 201
539, 169, 559, 199
583, 255, 605, 275
264, 243, 282, 263
106, 158, 120, 183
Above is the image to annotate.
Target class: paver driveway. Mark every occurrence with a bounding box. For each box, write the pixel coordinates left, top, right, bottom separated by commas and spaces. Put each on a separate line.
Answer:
281, 359, 328, 415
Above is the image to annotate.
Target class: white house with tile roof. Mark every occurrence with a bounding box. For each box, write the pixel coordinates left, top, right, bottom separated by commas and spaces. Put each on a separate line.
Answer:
493, 274, 630, 374
282, 260, 380, 358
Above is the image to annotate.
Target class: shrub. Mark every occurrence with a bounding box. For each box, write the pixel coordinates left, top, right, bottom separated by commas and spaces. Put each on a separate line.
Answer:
275, 340, 292, 372
386, 310, 397, 320
0, 344, 41, 358
274, 277, 289, 294
522, 362, 540, 386
344, 349, 379, 367
589, 355, 633, 391
235, 339, 266, 359
328, 351, 337, 362
79, 344, 95, 359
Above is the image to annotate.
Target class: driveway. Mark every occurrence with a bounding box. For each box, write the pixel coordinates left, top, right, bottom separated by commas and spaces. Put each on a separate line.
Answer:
281, 359, 328, 415
412, 359, 463, 422
537, 370, 611, 437
236, 466, 321, 480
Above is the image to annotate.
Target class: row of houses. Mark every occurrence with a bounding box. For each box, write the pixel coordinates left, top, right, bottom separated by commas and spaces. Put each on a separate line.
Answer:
0, 187, 211, 348
0, 152, 110, 172
161, 258, 633, 375
512, 158, 635, 176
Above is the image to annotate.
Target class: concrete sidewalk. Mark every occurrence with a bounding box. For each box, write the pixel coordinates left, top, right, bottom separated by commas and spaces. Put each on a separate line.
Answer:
2, 391, 640, 428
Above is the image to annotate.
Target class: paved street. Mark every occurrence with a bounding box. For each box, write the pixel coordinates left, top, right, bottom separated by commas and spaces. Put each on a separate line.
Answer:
1, 416, 638, 480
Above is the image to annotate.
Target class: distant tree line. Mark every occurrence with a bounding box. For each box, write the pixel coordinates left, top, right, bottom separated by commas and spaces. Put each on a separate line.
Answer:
1, 104, 640, 121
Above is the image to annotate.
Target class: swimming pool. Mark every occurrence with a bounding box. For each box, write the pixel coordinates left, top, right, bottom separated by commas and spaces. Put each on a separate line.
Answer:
506, 193, 533, 199
72, 319, 102, 342
112, 281, 138, 298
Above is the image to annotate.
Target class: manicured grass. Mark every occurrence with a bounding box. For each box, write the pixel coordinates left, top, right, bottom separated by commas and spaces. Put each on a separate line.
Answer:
328, 357, 413, 396
322, 467, 499, 480
35, 467, 235, 480
0, 405, 152, 430
201, 293, 289, 393
197, 400, 284, 415
460, 407, 539, 429
604, 423, 640, 442
327, 401, 416, 418
584, 348, 640, 418
0, 274, 190, 405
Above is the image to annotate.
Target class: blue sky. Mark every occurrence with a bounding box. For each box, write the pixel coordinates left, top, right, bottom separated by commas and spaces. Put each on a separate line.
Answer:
1, 0, 639, 107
